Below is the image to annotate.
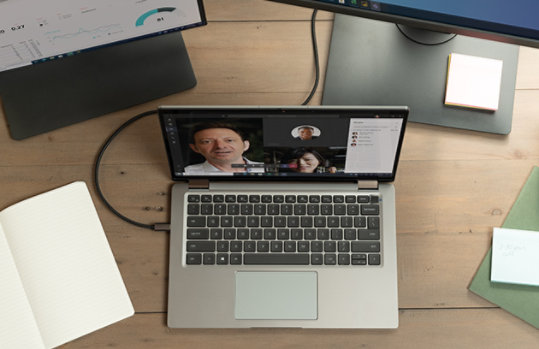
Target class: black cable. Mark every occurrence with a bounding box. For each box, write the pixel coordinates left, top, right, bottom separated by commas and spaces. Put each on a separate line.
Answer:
302, 9, 320, 105
396, 24, 457, 46
93, 109, 168, 231
95, 11, 320, 228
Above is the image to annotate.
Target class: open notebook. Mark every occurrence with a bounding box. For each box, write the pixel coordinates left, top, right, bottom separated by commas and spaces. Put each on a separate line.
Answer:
0, 181, 134, 348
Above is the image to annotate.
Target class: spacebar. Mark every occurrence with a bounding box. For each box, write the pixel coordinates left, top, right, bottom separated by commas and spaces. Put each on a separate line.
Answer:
244, 253, 310, 265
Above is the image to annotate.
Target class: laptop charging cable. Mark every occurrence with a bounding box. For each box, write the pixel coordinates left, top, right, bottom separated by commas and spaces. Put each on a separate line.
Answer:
93, 9, 319, 231
94, 109, 170, 232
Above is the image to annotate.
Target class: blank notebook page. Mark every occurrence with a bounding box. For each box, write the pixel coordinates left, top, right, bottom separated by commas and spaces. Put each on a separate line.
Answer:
0, 225, 46, 349
0, 182, 134, 348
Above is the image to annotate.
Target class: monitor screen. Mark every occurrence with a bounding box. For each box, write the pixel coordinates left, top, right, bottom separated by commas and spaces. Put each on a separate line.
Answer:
272, 0, 539, 48
159, 107, 408, 181
0, 0, 206, 73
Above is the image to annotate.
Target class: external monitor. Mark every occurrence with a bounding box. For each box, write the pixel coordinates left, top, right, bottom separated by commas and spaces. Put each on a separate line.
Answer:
0, 0, 206, 140
272, 0, 539, 134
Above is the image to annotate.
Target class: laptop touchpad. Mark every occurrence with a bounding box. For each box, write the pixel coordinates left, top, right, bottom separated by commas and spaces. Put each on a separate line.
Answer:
235, 271, 317, 320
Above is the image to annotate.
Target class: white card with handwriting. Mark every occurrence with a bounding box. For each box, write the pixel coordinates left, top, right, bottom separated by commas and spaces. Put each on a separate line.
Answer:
491, 227, 539, 286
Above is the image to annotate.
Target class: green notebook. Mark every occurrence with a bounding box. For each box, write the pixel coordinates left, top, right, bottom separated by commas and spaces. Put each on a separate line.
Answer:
469, 166, 539, 328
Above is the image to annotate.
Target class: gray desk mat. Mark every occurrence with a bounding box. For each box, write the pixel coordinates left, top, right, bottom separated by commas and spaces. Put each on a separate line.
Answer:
322, 14, 519, 134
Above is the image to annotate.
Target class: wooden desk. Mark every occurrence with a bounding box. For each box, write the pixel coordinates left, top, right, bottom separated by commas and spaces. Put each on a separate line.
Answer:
1, 1, 538, 347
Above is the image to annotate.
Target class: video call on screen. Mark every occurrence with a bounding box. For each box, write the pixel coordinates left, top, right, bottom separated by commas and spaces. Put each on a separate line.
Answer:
163, 113, 404, 179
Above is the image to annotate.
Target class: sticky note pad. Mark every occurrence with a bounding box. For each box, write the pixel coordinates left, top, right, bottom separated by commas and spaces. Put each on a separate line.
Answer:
445, 53, 503, 111
491, 227, 539, 286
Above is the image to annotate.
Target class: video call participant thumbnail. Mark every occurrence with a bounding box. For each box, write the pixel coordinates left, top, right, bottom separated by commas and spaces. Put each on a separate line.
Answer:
281, 147, 337, 173
184, 122, 264, 174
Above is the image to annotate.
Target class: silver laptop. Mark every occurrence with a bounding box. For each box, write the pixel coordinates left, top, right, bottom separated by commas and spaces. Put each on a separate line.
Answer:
160, 106, 408, 328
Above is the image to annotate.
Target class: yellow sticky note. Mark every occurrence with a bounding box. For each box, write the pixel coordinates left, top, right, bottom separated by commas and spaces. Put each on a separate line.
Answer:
445, 53, 503, 111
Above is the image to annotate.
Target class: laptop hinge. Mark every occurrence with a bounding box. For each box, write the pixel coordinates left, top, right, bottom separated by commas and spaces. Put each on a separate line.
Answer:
357, 180, 379, 190
188, 179, 210, 189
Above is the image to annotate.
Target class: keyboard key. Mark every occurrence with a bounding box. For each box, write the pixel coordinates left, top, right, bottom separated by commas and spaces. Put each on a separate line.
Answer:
203, 253, 215, 265
284, 241, 297, 252
311, 241, 323, 252
237, 229, 249, 239
210, 228, 223, 239
324, 254, 337, 265
277, 229, 289, 240
213, 195, 224, 203
317, 229, 329, 240
186, 216, 205, 227
187, 204, 200, 215
186, 228, 209, 239
338, 254, 351, 265
334, 195, 345, 203
261, 195, 273, 203
230, 254, 242, 265
291, 228, 303, 240
352, 253, 367, 265
338, 241, 350, 252
368, 216, 380, 229
217, 241, 229, 252
331, 229, 343, 240
368, 254, 381, 265
187, 241, 215, 252
344, 229, 356, 240
187, 195, 200, 202
257, 241, 270, 252
186, 253, 202, 264
244, 241, 256, 252
361, 204, 380, 215
216, 253, 228, 265
311, 254, 323, 265
354, 216, 367, 228
358, 229, 380, 240
244, 253, 309, 265
224, 229, 236, 239
237, 195, 249, 203
357, 195, 370, 203
324, 241, 336, 252
321, 195, 332, 203
271, 241, 283, 252
273, 195, 285, 203
249, 195, 260, 203
201, 204, 213, 215
214, 204, 227, 215
285, 195, 296, 203
298, 241, 310, 252
264, 229, 276, 240
230, 241, 243, 252
309, 195, 321, 203
351, 241, 380, 252
201, 195, 212, 202
297, 195, 308, 203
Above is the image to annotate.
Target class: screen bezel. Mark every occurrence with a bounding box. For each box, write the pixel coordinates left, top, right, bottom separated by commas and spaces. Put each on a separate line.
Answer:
271, 0, 539, 49
159, 106, 408, 183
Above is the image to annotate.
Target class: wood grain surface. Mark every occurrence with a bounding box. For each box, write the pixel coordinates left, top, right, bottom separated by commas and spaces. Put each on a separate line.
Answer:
1, 1, 538, 347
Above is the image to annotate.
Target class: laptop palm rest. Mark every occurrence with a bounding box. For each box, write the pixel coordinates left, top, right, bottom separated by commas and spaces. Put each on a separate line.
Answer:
235, 272, 318, 320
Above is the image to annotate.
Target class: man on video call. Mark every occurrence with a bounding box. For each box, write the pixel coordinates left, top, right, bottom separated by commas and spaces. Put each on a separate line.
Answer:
184, 122, 264, 174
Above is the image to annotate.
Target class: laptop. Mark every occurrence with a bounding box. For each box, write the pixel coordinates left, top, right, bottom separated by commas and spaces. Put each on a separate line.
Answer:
160, 106, 408, 328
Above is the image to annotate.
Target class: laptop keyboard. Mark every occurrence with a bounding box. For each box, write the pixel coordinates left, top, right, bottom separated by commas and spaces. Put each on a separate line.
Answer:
184, 193, 382, 266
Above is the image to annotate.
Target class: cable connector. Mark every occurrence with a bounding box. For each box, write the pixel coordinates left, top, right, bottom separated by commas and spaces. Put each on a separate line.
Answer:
153, 223, 171, 232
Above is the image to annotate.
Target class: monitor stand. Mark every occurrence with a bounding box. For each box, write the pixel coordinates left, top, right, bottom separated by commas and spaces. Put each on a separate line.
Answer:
0, 32, 196, 140
322, 14, 520, 134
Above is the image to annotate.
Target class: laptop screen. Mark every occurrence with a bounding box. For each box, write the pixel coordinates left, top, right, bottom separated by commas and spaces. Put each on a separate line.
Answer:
159, 106, 408, 182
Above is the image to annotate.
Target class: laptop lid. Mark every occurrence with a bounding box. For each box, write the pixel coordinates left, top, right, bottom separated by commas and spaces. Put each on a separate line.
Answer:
159, 106, 408, 182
